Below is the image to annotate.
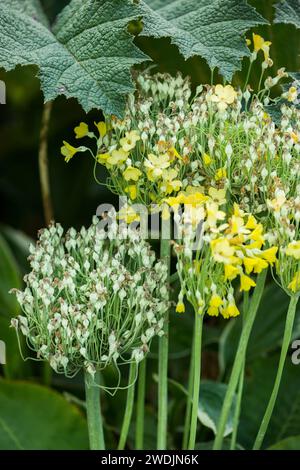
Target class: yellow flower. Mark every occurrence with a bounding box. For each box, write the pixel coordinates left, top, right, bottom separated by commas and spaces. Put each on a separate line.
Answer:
215, 167, 227, 181
107, 148, 128, 166
221, 302, 240, 319
97, 152, 110, 164
61, 141, 80, 162
176, 302, 185, 313
118, 206, 140, 224
243, 257, 258, 275
240, 274, 256, 292
248, 224, 265, 249
94, 121, 107, 138
260, 246, 278, 265
286, 241, 300, 260
246, 38, 251, 46
245, 214, 258, 230
203, 153, 212, 165
224, 264, 240, 281
211, 84, 237, 111
125, 185, 138, 201
160, 168, 182, 195
167, 146, 182, 161
186, 185, 205, 195
120, 130, 140, 152
123, 166, 142, 182
208, 187, 227, 205
206, 202, 226, 228
144, 153, 170, 181
252, 33, 272, 61
74, 122, 89, 139
286, 86, 298, 103
288, 272, 300, 293
211, 238, 235, 264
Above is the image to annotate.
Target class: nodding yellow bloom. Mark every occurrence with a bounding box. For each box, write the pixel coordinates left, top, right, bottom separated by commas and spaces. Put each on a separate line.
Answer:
211, 238, 235, 263
97, 152, 110, 164
244, 257, 268, 274
74, 122, 89, 139
211, 84, 237, 111
123, 166, 142, 182
94, 121, 107, 138
107, 148, 128, 166
215, 167, 227, 181
224, 264, 240, 281
246, 38, 251, 46
160, 168, 182, 195
240, 274, 256, 292
286, 241, 300, 260
221, 301, 240, 319
260, 246, 278, 265
207, 294, 223, 316
186, 185, 205, 195
125, 185, 138, 201
181, 192, 209, 207
229, 214, 247, 236
118, 205, 140, 224
288, 272, 300, 293
206, 202, 226, 228
203, 153, 212, 165
176, 301, 185, 313
120, 130, 140, 152
61, 141, 80, 162
144, 153, 170, 181
252, 33, 272, 61
248, 224, 265, 248
286, 86, 298, 103
290, 132, 299, 144
245, 214, 258, 230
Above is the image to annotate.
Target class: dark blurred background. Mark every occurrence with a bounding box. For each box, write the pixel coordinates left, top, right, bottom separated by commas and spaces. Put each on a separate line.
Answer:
0, 0, 299, 238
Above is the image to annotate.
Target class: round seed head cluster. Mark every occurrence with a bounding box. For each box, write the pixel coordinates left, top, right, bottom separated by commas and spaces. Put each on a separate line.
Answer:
11, 218, 168, 377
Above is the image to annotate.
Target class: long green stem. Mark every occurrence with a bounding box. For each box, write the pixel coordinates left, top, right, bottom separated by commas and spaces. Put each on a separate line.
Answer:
253, 295, 299, 450
230, 292, 249, 450
213, 269, 267, 450
84, 371, 105, 450
157, 218, 171, 450
135, 359, 146, 449
188, 312, 203, 450
39, 101, 54, 225
118, 362, 137, 450
230, 361, 244, 450
182, 333, 195, 449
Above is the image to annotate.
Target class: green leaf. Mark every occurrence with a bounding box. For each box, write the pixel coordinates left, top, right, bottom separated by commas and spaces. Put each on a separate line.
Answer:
2, 0, 50, 26
274, 0, 300, 29
268, 435, 300, 450
218, 282, 300, 375
239, 357, 300, 449
0, 379, 89, 449
0, 0, 148, 116
0, 225, 32, 275
140, 0, 267, 80
198, 380, 237, 436
196, 439, 243, 450
0, 233, 22, 318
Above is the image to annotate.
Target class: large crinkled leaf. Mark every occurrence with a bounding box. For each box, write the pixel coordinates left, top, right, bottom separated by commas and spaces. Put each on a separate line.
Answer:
274, 0, 300, 29
0, 379, 88, 449
139, 0, 267, 80
0, 0, 148, 116
2, 0, 49, 26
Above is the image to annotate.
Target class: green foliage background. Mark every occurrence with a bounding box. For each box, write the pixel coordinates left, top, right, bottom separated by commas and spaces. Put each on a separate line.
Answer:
0, 0, 299, 450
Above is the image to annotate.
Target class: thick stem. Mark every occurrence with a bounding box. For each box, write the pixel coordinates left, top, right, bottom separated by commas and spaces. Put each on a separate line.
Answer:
182, 333, 195, 449
135, 359, 146, 450
157, 218, 171, 450
253, 295, 299, 450
118, 362, 136, 450
213, 269, 267, 450
188, 312, 203, 450
39, 101, 54, 225
84, 371, 105, 450
230, 292, 249, 450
